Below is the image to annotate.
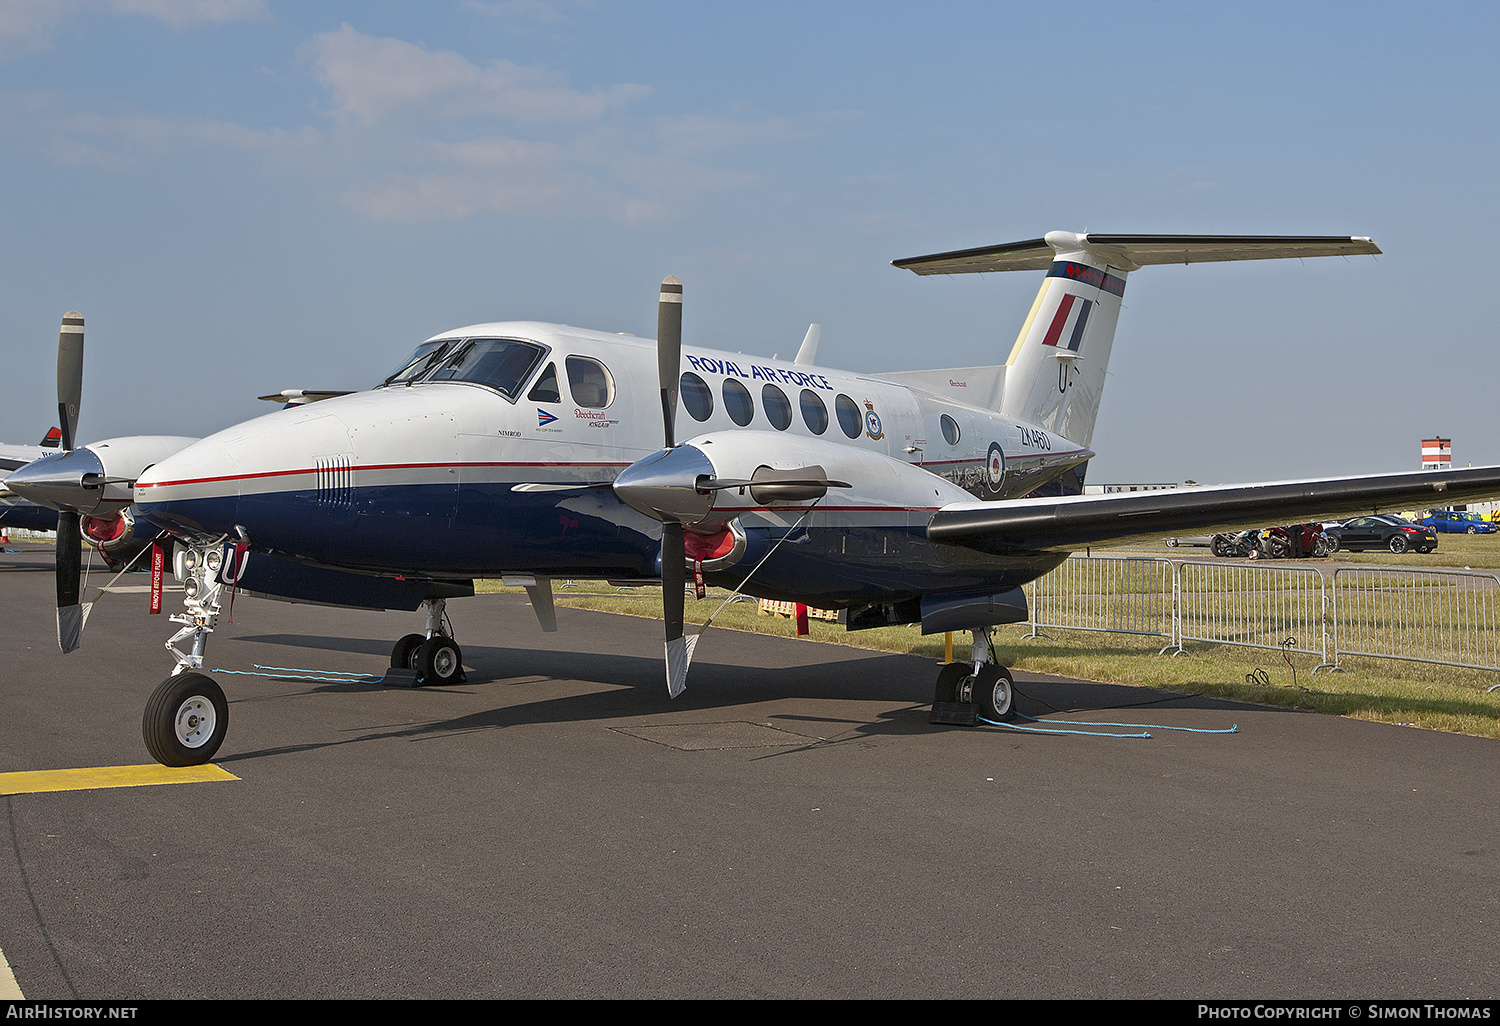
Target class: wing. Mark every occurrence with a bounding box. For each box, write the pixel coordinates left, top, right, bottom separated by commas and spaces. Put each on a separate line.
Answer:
926, 466, 1500, 555
0, 443, 51, 473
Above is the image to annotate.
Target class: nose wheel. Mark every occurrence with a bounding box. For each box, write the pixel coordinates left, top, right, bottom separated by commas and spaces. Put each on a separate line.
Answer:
143, 672, 229, 766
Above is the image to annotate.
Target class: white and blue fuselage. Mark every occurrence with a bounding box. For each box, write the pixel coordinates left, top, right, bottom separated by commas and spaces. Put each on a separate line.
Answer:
134, 320, 1090, 609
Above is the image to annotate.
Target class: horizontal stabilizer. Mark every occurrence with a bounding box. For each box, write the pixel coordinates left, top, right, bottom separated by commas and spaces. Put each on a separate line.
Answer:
894, 233, 1380, 275
927, 466, 1500, 555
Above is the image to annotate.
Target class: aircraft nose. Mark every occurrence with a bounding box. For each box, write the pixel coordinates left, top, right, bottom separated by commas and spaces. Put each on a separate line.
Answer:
4, 447, 108, 514
133, 436, 240, 536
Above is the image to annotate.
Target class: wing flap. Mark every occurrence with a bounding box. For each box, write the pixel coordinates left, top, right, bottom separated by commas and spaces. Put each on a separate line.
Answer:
927, 467, 1500, 555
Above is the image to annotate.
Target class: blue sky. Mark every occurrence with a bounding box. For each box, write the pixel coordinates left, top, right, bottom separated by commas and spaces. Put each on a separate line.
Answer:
1, 1, 1495, 483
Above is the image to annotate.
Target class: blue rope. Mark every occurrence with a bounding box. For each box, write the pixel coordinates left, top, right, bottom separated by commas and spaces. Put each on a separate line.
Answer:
979, 717, 1151, 738
975, 711, 1239, 739
1016, 712, 1237, 734
212, 664, 384, 683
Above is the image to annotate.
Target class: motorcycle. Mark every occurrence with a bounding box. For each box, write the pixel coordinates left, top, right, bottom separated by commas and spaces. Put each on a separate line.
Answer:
1211, 530, 1262, 558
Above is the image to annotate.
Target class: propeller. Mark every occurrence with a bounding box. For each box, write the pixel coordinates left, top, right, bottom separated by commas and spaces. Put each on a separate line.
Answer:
653, 277, 698, 697
614, 279, 852, 697
55, 311, 85, 653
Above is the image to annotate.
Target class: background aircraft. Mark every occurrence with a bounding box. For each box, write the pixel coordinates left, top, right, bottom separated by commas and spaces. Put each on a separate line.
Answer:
114, 231, 1500, 767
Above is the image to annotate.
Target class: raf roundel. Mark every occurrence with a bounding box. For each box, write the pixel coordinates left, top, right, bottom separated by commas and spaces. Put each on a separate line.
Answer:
986, 443, 1006, 489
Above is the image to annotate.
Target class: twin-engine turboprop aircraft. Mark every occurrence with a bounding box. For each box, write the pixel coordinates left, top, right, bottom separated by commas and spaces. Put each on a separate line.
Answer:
42, 232, 1500, 767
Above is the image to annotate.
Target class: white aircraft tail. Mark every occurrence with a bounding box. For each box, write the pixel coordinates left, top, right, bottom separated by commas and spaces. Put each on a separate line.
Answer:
893, 232, 1380, 448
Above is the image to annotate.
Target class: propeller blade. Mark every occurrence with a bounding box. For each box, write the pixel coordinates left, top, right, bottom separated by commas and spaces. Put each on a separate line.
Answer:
55, 510, 84, 653
56, 312, 84, 452
657, 276, 682, 450
660, 521, 697, 697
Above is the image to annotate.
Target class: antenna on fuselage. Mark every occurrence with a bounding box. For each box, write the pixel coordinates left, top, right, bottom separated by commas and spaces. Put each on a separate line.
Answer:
794, 324, 820, 366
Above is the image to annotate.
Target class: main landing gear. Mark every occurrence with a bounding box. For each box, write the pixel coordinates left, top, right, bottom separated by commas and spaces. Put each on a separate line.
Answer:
930, 627, 1017, 726
387, 597, 466, 686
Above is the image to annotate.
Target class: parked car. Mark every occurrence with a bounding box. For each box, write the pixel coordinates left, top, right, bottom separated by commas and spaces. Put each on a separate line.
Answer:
1421, 509, 1497, 535
1325, 515, 1438, 554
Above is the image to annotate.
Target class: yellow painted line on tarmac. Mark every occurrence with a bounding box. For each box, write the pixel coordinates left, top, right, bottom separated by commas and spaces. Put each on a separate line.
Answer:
0, 945, 21, 999
0, 763, 238, 796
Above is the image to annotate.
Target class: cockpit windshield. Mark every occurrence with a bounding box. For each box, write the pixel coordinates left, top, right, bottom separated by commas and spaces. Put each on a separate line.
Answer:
380, 339, 456, 387
427, 337, 546, 400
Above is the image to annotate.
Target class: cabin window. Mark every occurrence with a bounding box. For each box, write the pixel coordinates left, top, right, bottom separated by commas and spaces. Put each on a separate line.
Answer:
681, 372, 714, 421
762, 384, 792, 430
527, 363, 561, 403
566, 356, 615, 409
941, 414, 961, 446
835, 394, 862, 439
722, 379, 754, 427
429, 337, 545, 400
800, 389, 828, 434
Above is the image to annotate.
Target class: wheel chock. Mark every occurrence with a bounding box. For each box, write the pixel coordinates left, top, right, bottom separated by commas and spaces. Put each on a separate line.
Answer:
930, 701, 978, 726
381, 667, 421, 688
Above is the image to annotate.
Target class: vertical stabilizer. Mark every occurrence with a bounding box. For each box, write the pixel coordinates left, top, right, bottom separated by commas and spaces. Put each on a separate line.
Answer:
892, 232, 1381, 449
995, 232, 1125, 446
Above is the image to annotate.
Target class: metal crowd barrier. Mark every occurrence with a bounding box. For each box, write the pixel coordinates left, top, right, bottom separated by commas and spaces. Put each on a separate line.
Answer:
1331, 566, 1500, 673
1174, 560, 1331, 669
1023, 555, 1175, 643
1021, 555, 1500, 679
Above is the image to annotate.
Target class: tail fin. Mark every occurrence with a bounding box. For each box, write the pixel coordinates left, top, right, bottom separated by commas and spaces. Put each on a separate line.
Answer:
893, 232, 1380, 448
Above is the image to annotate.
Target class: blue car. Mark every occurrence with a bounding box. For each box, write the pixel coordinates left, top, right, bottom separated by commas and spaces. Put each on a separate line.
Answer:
1421, 510, 1497, 535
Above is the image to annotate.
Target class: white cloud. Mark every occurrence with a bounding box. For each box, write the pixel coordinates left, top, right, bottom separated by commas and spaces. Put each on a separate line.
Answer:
6, 23, 830, 225
0, 0, 82, 59
108, 0, 272, 30
308, 23, 648, 127
0, 0, 269, 61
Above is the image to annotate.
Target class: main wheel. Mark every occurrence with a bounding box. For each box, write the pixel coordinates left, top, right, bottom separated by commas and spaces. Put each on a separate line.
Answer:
933, 662, 973, 704
974, 665, 1016, 722
1389, 534, 1409, 554
143, 672, 229, 767
390, 633, 425, 669
416, 636, 464, 685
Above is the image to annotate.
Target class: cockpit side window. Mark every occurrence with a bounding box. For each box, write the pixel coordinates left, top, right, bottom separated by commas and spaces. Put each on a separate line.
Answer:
527, 362, 561, 403
429, 338, 545, 400
566, 356, 615, 409
381, 339, 455, 387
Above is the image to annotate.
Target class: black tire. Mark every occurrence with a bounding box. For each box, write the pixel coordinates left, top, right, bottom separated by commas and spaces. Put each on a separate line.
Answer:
143, 672, 229, 767
1324, 535, 1339, 553
1389, 534, 1409, 554
416, 636, 464, 685
933, 662, 972, 705
1212, 536, 1231, 558
391, 633, 425, 669
974, 665, 1016, 722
